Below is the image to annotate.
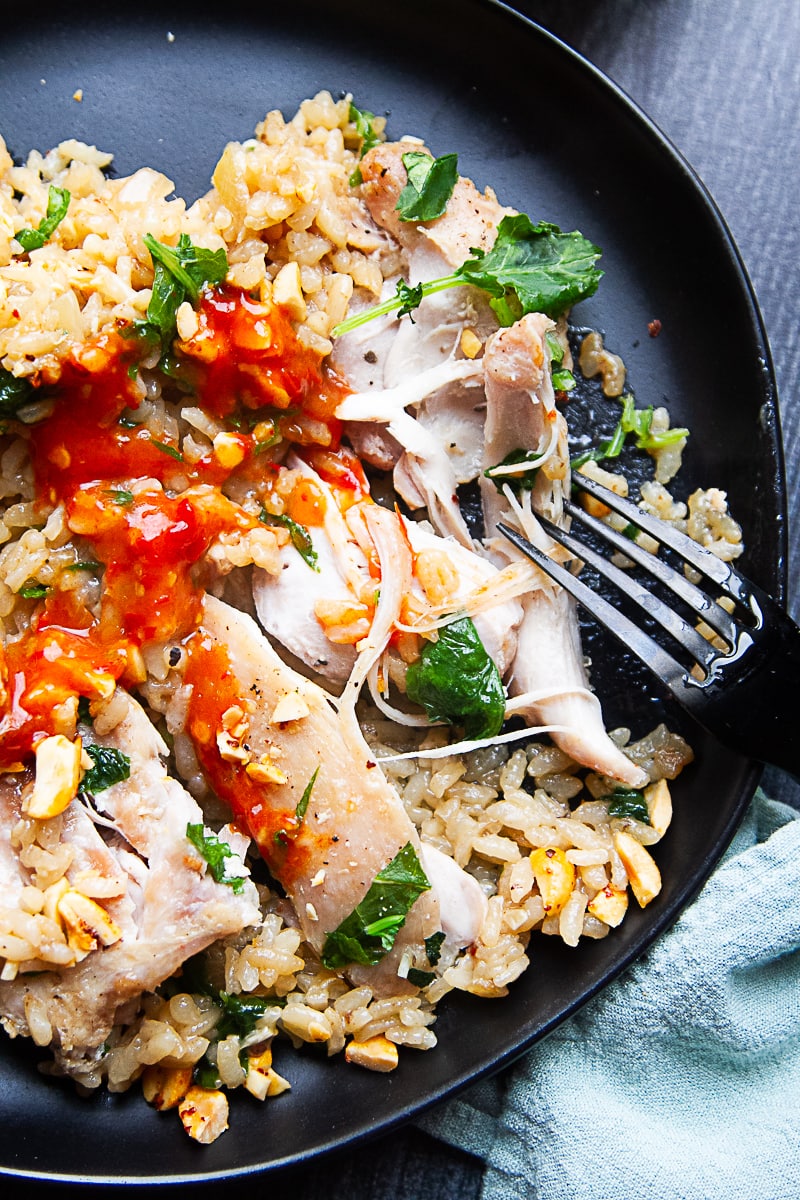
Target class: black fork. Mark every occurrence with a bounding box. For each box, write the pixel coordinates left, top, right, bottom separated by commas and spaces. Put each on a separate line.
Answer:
498, 474, 800, 778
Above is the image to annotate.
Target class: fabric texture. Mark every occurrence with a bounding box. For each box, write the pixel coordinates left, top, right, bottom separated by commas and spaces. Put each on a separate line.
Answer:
419, 789, 800, 1200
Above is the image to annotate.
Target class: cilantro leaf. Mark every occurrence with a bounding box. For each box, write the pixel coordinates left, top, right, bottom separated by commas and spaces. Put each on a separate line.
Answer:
260, 509, 319, 570
405, 615, 505, 740
81, 744, 131, 794
216, 991, 282, 1040
397, 279, 425, 319
0, 367, 35, 417
395, 151, 458, 222
321, 842, 431, 969
332, 213, 602, 336
456, 215, 602, 323
605, 787, 651, 825
16, 185, 71, 252
132, 233, 228, 351
186, 823, 246, 893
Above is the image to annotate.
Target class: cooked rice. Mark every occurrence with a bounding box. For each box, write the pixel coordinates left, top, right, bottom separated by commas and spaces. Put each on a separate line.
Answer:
0, 91, 738, 1143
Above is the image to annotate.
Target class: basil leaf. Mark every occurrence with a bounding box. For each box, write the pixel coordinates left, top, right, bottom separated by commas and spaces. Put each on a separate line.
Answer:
16, 185, 70, 252
321, 841, 431, 969
456, 215, 602, 323
605, 787, 651, 824
405, 615, 505, 740
0, 366, 35, 417
81, 744, 131, 794
396, 151, 458, 223
186, 823, 246, 894
259, 509, 319, 571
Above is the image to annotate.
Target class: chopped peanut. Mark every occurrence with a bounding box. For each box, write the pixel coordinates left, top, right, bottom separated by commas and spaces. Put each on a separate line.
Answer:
645, 779, 673, 837
57, 890, 122, 958
529, 847, 576, 916
271, 692, 310, 723
587, 883, 629, 927
25, 735, 83, 820
178, 1086, 229, 1144
245, 754, 287, 785
142, 1065, 193, 1110
614, 830, 662, 907
216, 728, 251, 764
345, 1035, 399, 1073
244, 1046, 290, 1099
577, 460, 628, 518
460, 328, 483, 359
272, 261, 307, 321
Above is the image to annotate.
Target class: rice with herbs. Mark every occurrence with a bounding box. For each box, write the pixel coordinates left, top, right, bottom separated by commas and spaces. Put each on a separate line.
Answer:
0, 92, 738, 1145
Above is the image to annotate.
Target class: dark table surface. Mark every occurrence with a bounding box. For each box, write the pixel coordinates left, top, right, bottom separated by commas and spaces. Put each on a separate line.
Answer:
10, 1, 799, 1196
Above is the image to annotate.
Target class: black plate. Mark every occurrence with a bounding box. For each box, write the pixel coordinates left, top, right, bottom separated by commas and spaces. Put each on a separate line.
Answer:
0, 0, 786, 1184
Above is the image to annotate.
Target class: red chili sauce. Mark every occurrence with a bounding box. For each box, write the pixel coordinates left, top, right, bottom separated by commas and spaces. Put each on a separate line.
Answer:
0, 286, 353, 773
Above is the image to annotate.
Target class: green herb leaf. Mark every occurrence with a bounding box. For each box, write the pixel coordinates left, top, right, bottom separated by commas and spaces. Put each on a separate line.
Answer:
348, 102, 383, 184
396, 151, 458, 223
186, 823, 246, 894
405, 615, 505, 740
105, 488, 134, 506
552, 368, 576, 392
66, 560, 103, 573
571, 393, 689, 470
483, 447, 544, 497
295, 766, 318, 826
397, 279, 425, 319
605, 787, 651, 824
133, 233, 228, 351
332, 213, 602, 337
81, 744, 131, 794
0, 366, 35, 417
424, 930, 445, 966
216, 991, 281, 1040
259, 509, 318, 570
151, 438, 184, 461
19, 580, 49, 599
456, 215, 602, 324
406, 967, 436, 987
321, 841, 431, 969
16, 185, 71, 252
77, 696, 94, 725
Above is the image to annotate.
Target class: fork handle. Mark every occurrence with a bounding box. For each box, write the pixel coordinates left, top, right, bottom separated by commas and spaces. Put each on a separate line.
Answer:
690, 605, 800, 780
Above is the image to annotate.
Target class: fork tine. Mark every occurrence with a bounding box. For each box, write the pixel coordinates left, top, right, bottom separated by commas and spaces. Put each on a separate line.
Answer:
496, 521, 693, 692
572, 474, 752, 607
559, 499, 739, 647
530, 514, 721, 669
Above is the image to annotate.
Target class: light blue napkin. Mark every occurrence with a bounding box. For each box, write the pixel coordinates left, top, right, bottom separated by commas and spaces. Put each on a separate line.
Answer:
420, 789, 800, 1200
